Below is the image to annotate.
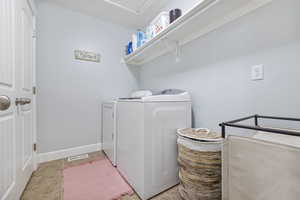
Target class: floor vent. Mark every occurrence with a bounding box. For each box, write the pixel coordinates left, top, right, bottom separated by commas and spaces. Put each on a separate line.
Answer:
67, 154, 89, 162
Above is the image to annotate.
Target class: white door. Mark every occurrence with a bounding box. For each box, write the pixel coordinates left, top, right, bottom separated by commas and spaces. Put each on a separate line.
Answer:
102, 102, 116, 166
15, 0, 35, 196
0, 0, 18, 199
0, 0, 35, 199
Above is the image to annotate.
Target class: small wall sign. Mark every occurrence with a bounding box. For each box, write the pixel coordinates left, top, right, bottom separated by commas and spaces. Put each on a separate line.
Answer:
74, 50, 101, 63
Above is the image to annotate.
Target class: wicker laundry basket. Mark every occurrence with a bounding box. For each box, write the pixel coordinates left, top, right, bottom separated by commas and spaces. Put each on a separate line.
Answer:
177, 128, 223, 200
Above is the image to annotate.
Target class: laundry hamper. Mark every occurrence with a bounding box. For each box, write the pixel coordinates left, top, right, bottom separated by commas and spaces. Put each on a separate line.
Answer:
177, 128, 223, 200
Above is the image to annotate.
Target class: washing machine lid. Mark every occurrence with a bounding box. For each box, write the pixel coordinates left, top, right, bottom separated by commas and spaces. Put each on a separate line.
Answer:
142, 91, 191, 102
102, 100, 117, 104
119, 89, 191, 102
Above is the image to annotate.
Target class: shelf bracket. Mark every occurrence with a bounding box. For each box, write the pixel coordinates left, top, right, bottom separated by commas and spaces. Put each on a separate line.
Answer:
120, 58, 125, 64
161, 38, 181, 63
175, 41, 181, 63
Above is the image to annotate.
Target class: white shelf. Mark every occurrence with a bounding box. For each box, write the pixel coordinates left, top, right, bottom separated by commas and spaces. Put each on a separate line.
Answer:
123, 0, 272, 66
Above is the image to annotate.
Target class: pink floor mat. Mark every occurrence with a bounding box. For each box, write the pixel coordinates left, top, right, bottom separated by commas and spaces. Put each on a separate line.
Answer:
63, 158, 134, 200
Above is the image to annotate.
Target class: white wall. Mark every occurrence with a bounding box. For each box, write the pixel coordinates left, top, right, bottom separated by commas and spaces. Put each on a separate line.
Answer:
37, 0, 300, 153
36, 1, 138, 153
139, 0, 300, 132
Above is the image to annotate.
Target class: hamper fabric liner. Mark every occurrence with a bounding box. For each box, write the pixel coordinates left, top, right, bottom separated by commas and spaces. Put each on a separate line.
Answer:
177, 128, 223, 200
222, 131, 300, 200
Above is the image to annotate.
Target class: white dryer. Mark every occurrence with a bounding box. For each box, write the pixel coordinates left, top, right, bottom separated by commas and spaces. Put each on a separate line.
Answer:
102, 101, 117, 166
117, 90, 192, 200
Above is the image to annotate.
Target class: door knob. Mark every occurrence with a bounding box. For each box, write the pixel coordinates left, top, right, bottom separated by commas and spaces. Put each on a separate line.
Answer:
15, 98, 31, 106
0, 95, 11, 111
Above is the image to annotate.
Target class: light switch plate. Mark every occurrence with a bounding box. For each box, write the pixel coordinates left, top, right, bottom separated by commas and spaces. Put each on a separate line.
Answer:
251, 64, 264, 80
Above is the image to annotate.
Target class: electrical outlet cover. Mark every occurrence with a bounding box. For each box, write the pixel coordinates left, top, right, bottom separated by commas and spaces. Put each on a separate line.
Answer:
251, 64, 264, 80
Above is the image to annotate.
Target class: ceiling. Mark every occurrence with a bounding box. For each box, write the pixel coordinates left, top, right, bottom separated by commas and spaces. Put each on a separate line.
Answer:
42, 0, 170, 28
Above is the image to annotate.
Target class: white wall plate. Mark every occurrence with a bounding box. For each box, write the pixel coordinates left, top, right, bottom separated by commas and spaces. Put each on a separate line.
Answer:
251, 64, 264, 80
74, 50, 101, 63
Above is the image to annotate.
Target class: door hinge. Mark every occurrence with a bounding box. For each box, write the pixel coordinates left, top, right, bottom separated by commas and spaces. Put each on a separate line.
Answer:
33, 86, 37, 95
32, 30, 37, 38
33, 143, 37, 151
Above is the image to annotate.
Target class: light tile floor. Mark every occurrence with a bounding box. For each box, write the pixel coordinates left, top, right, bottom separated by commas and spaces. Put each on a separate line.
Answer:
21, 151, 181, 200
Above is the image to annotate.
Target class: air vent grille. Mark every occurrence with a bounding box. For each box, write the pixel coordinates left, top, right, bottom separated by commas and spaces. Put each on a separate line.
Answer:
67, 154, 89, 162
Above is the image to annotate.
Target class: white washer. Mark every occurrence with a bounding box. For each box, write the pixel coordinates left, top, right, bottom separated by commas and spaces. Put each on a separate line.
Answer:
102, 101, 117, 166
117, 91, 192, 200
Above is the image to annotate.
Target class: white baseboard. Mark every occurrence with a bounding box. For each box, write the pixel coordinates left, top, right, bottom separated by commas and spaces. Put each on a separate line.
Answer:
38, 143, 102, 163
